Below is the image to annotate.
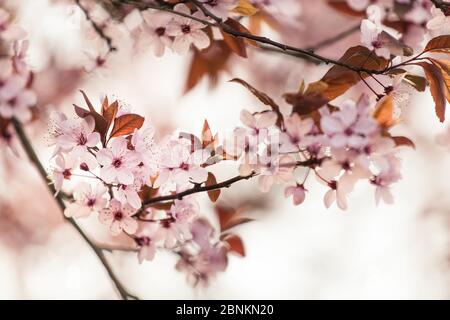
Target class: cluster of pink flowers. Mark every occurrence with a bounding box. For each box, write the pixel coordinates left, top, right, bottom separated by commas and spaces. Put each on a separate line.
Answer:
355, 0, 449, 54
47, 94, 239, 285
226, 95, 402, 210
0, 8, 36, 123
129, 3, 217, 57
47, 86, 404, 284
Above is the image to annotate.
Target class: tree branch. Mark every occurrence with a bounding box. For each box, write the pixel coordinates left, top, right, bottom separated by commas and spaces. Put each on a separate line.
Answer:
139, 158, 318, 214
108, 0, 401, 74
11, 118, 138, 300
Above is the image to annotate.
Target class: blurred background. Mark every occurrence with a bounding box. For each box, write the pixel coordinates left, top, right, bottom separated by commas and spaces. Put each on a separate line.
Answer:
0, 0, 449, 299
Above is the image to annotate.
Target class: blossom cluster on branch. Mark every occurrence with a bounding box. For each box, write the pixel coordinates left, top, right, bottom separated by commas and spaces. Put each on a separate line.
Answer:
1, 0, 450, 297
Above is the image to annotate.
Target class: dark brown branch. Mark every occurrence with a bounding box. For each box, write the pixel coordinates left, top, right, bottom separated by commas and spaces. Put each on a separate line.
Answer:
11, 118, 138, 300
431, 0, 450, 15
75, 0, 117, 52
140, 158, 317, 212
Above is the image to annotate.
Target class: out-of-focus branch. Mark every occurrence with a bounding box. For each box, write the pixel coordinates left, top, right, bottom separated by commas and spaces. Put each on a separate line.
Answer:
75, 0, 117, 52
11, 118, 138, 300
430, 0, 450, 15
306, 24, 360, 52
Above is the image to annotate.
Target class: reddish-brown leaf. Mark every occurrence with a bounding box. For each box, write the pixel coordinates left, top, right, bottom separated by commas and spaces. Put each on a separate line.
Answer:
223, 234, 245, 257
201, 120, 215, 148
109, 113, 145, 139
230, 78, 283, 127
222, 19, 248, 58
415, 62, 447, 122
373, 95, 396, 128
102, 99, 119, 131
318, 46, 389, 101
206, 172, 221, 203
424, 35, 450, 53
392, 136, 416, 149
185, 42, 232, 93
430, 58, 450, 103
75, 91, 108, 142
215, 205, 253, 232
403, 74, 427, 92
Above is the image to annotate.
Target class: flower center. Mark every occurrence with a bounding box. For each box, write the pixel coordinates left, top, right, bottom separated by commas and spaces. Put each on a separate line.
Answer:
86, 198, 96, 207
180, 162, 189, 170
114, 211, 124, 220
112, 158, 122, 168
181, 24, 191, 34
155, 27, 165, 36
136, 236, 151, 246
371, 39, 382, 49
63, 169, 71, 179
77, 133, 87, 145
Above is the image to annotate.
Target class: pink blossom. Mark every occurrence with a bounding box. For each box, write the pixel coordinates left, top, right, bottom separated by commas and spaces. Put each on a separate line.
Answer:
113, 183, 142, 210
135, 226, 163, 263
0, 74, 36, 123
370, 154, 401, 205
166, 4, 211, 55
56, 116, 100, 157
427, 5, 450, 33
284, 184, 307, 206
280, 113, 314, 153
51, 154, 78, 194
64, 183, 109, 218
97, 137, 140, 185
320, 98, 378, 150
360, 6, 391, 59
154, 141, 209, 188
99, 199, 138, 236
198, 0, 239, 20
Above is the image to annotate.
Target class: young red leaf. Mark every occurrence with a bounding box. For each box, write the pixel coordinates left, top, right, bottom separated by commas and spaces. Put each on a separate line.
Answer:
103, 100, 119, 130
206, 172, 221, 203
109, 113, 145, 139
202, 120, 214, 148
392, 136, 416, 149
215, 205, 253, 232
415, 62, 447, 122
223, 234, 245, 257
76, 91, 108, 142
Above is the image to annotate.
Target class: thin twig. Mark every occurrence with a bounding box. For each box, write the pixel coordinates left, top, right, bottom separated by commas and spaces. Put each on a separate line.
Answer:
11, 118, 138, 300
75, 0, 117, 52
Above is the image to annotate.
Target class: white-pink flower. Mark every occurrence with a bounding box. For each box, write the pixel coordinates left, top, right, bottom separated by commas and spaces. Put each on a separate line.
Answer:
320, 99, 378, 150
113, 183, 142, 210
284, 184, 307, 206
51, 154, 78, 194
64, 183, 109, 218
56, 116, 100, 157
360, 6, 391, 59
154, 141, 209, 188
97, 137, 140, 185
280, 113, 314, 153
139, 11, 173, 57
99, 199, 138, 236
198, 0, 239, 20
427, 5, 450, 32
166, 4, 211, 55
0, 74, 36, 123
